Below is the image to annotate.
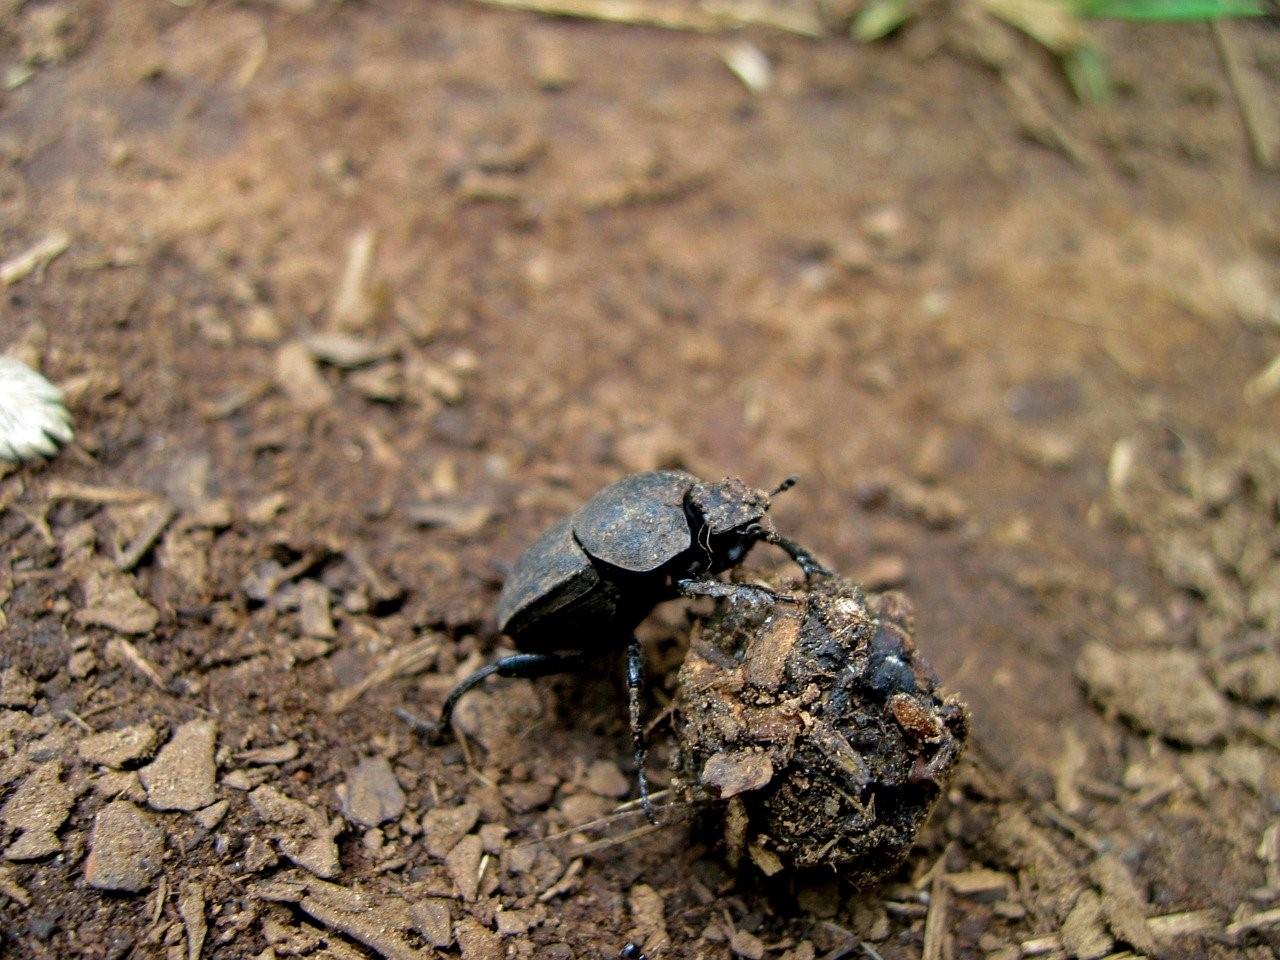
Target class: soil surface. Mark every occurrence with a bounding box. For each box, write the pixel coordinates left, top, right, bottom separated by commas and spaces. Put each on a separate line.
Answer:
2, 2, 1279, 959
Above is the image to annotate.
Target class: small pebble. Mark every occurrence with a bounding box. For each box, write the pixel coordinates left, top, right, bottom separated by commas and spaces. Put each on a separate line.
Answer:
84, 801, 164, 893
422, 803, 479, 859
1, 762, 74, 861
455, 916, 502, 960
139, 720, 219, 811
445, 833, 484, 902
0, 666, 35, 708
583, 759, 629, 799
730, 929, 766, 960
248, 785, 341, 879
194, 800, 229, 830
297, 581, 336, 639
410, 898, 453, 948
340, 756, 407, 828
275, 341, 333, 412
77, 724, 158, 768
1076, 643, 1229, 746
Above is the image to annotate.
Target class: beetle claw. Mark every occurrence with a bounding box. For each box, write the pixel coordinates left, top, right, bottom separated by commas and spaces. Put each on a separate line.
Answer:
396, 707, 447, 743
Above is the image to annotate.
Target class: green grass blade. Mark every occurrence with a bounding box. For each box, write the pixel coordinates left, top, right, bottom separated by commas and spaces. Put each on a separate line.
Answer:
1064, 45, 1112, 102
1076, 0, 1264, 20
853, 0, 914, 41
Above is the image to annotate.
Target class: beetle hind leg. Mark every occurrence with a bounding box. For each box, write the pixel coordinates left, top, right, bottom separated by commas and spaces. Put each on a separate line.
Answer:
412, 651, 586, 744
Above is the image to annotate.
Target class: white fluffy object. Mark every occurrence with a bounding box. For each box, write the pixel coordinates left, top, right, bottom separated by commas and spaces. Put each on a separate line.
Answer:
0, 355, 73, 463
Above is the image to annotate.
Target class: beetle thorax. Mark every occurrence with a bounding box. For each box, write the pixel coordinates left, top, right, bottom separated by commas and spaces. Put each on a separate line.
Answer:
687, 477, 771, 536
685, 478, 774, 573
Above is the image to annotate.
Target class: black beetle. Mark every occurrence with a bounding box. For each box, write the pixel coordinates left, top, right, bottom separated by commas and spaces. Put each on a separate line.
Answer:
410, 470, 829, 821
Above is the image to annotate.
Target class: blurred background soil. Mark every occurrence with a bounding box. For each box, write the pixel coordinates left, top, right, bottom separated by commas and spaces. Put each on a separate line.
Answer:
1, 1, 1279, 958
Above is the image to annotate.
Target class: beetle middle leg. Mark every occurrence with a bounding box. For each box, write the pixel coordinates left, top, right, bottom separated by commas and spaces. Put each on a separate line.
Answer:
626, 634, 660, 825
412, 651, 587, 743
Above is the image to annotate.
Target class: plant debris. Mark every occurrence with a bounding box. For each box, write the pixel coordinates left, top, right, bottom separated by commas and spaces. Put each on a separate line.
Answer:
0, 4, 1276, 958
0, 356, 74, 464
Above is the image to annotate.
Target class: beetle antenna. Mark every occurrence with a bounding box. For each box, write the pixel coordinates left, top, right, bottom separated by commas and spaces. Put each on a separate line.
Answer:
771, 475, 799, 497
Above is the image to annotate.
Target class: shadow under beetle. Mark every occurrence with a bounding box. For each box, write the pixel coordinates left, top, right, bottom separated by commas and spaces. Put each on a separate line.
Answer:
410, 470, 829, 822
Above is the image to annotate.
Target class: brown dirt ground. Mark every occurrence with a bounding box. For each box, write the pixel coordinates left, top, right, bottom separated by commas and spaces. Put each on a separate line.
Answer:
1, 1, 1279, 958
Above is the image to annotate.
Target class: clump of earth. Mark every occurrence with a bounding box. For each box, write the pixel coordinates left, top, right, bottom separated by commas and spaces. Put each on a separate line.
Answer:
674, 573, 968, 881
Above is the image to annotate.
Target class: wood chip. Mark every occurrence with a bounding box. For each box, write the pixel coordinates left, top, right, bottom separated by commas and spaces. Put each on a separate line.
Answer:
179, 882, 208, 960
405, 501, 492, 535
921, 874, 950, 960
331, 228, 378, 331
1147, 909, 1217, 939
988, 806, 1080, 921
0, 231, 70, 286
236, 742, 301, 766
1053, 727, 1087, 816
942, 869, 1014, 899
701, 749, 774, 798
298, 580, 336, 638
275, 341, 333, 412
1091, 855, 1155, 954
466, 0, 827, 37
114, 503, 176, 572
45, 480, 155, 504
304, 332, 396, 369
1226, 905, 1280, 938
104, 638, 167, 689
1019, 933, 1063, 956
1213, 21, 1279, 170
1061, 890, 1114, 960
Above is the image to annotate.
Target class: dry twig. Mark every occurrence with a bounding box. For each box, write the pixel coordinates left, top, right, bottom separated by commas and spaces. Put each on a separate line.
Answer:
467, 0, 826, 36
328, 635, 440, 712
1213, 21, 1279, 170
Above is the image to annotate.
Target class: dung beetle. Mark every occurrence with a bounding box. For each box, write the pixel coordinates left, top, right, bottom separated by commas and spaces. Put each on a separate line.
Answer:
412, 470, 829, 822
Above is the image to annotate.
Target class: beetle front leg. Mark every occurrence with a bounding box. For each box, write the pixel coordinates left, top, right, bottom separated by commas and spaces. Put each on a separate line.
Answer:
627, 635, 657, 826
675, 577, 799, 606
765, 532, 833, 581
